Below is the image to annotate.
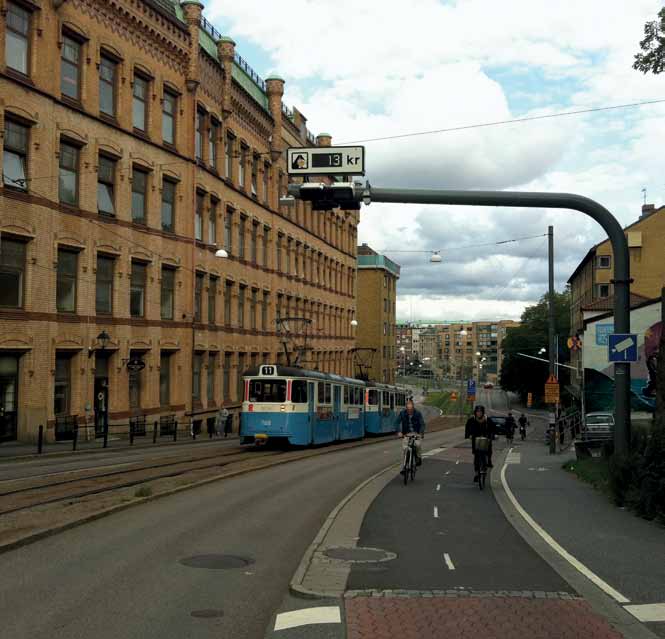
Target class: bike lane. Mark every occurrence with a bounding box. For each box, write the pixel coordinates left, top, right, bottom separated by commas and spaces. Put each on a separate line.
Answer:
343, 442, 626, 639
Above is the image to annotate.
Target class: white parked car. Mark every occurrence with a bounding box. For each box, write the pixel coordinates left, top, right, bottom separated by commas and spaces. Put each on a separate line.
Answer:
583, 412, 614, 440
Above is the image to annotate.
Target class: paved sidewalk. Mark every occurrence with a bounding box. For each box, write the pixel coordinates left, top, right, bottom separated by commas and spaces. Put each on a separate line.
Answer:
504, 433, 665, 637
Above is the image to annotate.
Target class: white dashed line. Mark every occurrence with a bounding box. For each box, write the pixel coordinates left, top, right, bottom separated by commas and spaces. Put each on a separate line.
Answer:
274, 607, 341, 631
436, 483, 441, 491
443, 553, 455, 570
433, 506, 439, 518
455, 460, 460, 465
624, 603, 665, 622
500, 464, 629, 604
445, 470, 451, 475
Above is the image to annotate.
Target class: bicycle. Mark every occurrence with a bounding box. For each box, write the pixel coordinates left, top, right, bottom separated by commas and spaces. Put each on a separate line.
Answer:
519, 426, 526, 441
475, 436, 490, 491
401, 433, 419, 485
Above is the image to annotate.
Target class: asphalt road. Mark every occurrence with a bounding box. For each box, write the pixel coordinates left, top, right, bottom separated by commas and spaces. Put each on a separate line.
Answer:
0, 427, 465, 639
0, 438, 241, 482
347, 439, 572, 593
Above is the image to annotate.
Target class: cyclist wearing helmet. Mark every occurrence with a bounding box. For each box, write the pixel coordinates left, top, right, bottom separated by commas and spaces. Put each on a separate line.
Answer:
396, 398, 426, 472
464, 405, 496, 482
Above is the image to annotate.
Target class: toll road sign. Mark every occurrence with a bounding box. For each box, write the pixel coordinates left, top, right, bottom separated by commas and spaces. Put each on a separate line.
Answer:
544, 374, 560, 404
608, 333, 638, 362
287, 146, 365, 176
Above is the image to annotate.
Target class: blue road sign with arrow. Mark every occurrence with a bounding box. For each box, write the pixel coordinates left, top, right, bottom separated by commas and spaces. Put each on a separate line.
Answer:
608, 333, 638, 363
467, 379, 476, 397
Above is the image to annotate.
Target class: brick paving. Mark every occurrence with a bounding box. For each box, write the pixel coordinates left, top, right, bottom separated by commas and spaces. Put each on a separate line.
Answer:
345, 595, 624, 638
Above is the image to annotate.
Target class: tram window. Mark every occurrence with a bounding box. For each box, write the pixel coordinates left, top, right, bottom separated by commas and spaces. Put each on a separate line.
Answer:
291, 380, 308, 403
343, 385, 349, 404
325, 383, 332, 404
249, 379, 286, 403
390, 393, 395, 410
367, 389, 378, 405
383, 391, 389, 405
318, 383, 324, 403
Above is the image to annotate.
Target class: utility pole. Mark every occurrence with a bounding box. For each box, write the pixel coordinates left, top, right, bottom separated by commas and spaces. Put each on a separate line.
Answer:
548, 226, 556, 378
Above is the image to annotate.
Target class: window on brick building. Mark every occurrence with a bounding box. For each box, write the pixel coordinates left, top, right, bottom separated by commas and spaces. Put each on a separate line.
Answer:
132, 74, 148, 131
239, 144, 247, 187
224, 207, 233, 254
208, 197, 218, 245
195, 108, 205, 161
238, 215, 246, 259
262, 291, 269, 330
54, 354, 71, 416
161, 178, 176, 232
250, 221, 258, 264
56, 249, 77, 313
95, 255, 114, 315
224, 280, 233, 325
194, 272, 204, 322
209, 118, 219, 169
99, 55, 117, 117
131, 167, 148, 224
6, 3, 30, 76
250, 288, 258, 330
238, 284, 246, 328
61, 35, 81, 100
162, 90, 177, 145
160, 266, 175, 320
130, 262, 146, 318
251, 153, 258, 195
97, 155, 116, 216
0, 238, 26, 308
262, 226, 270, 267
263, 162, 270, 204
195, 191, 204, 241
208, 276, 217, 324
225, 132, 234, 179
3, 119, 28, 190
58, 142, 79, 205
192, 353, 202, 402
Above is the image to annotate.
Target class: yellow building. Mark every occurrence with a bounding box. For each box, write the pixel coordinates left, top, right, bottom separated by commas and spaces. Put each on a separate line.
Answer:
0, 0, 357, 442
567, 203, 665, 382
356, 244, 400, 383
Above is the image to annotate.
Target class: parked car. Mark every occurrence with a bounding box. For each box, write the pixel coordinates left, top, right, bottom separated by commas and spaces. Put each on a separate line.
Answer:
583, 412, 614, 440
490, 415, 508, 436
483, 382, 494, 389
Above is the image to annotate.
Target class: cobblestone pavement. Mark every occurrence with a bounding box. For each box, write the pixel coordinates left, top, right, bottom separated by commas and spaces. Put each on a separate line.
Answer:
345, 594, 624, 639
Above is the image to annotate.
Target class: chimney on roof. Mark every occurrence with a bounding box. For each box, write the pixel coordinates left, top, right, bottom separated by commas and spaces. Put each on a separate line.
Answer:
641, 203, 656, 219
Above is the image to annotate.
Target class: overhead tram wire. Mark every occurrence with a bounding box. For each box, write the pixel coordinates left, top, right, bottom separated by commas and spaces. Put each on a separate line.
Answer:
380, 232, 547, 256
338, 97, 665, 145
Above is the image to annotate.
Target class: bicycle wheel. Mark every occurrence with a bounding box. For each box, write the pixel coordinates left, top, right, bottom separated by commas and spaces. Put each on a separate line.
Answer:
403, 449, 410, 485
478, 454, 486, 491
410, 449, 417, 482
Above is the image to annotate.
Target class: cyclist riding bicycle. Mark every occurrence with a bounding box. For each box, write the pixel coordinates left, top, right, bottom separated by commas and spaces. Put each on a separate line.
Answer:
518, 413, 528, 438
396, 399, 426, 474
464, 405, 496, 483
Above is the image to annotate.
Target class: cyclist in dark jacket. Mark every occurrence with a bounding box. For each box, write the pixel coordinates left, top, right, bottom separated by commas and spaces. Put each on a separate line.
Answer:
505, 412, 517, 442
396, 399, 425, 467
465, 405, 496, 482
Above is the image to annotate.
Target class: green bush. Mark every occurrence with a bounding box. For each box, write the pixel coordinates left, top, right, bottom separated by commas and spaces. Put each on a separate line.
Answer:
608, 425, 665, 522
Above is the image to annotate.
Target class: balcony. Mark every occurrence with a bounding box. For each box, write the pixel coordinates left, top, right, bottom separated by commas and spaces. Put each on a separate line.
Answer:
357, 254, 401, 278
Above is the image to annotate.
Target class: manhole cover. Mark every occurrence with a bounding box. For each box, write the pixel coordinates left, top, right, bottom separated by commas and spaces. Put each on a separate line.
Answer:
179, 554, 253, 570
191, 609, 224, 619
323, 547, 395, 563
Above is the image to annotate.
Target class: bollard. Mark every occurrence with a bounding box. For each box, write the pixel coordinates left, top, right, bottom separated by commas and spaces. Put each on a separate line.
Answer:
173, 420, 178, 442
153, 421, 158, 444
72, 427, 78, 452
129, 424, 134, 445
192, 422, 196, 440
37, 424, 44, 454
103, 418, 109, 449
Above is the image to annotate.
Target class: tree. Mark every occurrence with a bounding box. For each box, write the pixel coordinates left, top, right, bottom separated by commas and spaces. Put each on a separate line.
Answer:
633, 8, 665, 75
500, 291, 571, 403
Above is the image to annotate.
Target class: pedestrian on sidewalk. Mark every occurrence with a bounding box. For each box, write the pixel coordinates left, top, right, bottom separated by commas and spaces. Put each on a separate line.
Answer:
558, 421, 565, 445
216, 407, 229, 437
224, 412, 233, 437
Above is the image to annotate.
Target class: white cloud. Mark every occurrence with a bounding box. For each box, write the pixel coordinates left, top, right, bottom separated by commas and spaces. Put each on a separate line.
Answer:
206, 0, 665, 320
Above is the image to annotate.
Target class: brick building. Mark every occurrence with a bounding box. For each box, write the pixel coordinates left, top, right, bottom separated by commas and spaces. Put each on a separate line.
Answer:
356, 244, 400, 383
0, 0, 358, 442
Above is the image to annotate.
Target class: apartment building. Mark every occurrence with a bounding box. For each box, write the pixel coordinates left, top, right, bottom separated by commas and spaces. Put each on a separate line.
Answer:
0, 0, 357, 442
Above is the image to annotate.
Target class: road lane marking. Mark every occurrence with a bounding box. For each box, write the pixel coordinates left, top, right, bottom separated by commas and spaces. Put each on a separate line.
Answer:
422, 447, 447, 458
274, 607, 341, 631
455, 460, 460, 465
443, 553, 455, 570
500, 464, 629, 604
436, 484, 441, 491
445, 470, 451, 475
624, 603, 665, 622
433, 506, 439, 518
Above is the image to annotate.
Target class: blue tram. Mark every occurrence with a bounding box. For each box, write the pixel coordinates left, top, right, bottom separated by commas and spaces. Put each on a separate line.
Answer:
240, 365, 408, 446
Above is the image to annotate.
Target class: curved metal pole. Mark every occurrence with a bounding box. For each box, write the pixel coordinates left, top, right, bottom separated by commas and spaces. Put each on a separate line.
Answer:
367, 187, 631, 454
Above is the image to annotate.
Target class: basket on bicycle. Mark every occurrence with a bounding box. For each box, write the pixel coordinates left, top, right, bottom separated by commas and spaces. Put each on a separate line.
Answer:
475, 436, 490, 452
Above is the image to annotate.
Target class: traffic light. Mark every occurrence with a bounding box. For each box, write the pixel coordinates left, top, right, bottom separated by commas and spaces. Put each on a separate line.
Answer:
288, 182, 361, 211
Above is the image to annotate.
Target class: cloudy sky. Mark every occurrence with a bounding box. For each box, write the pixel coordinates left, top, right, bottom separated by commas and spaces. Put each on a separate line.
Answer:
206, 0, 665, 321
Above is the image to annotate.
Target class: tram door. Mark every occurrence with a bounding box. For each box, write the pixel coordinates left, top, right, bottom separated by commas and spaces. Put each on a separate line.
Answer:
333, 385, 342, 439
308, 382, 315, 444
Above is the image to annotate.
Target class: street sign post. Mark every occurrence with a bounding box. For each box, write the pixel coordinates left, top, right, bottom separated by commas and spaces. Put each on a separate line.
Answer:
544, 374, 560, 404
287, 146, 365, 176
467, 379, 476, 399
608, 333, 638, 362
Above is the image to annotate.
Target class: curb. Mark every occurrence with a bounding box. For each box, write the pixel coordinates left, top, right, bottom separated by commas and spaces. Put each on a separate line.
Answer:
491, 450, 658, 639
0, 429, 458, 556
288, 461, 399, 599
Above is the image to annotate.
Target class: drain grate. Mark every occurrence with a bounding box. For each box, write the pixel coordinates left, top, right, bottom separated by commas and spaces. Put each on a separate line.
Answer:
179, 554, 254, 570
191, 609, 224, 619
324, 547, 395, 563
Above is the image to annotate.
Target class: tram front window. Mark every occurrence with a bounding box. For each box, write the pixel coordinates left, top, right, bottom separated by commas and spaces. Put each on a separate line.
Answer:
249, 379, 286, 403
367, 389, 378, 405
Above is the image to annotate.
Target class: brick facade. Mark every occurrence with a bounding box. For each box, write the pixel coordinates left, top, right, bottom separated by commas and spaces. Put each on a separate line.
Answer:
0, 0, 358, 442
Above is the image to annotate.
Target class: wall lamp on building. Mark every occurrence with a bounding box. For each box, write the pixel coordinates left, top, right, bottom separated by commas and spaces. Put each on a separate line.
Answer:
88, 330, 111, 358
350, 319, 358, 327
215, 248, 229, 259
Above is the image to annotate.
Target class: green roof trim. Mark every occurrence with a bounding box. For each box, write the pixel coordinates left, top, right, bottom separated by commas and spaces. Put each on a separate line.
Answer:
265, 74, 285, 82
317, 132, 332, 137
232, 63, 270, 111
358, 254, 401, 277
